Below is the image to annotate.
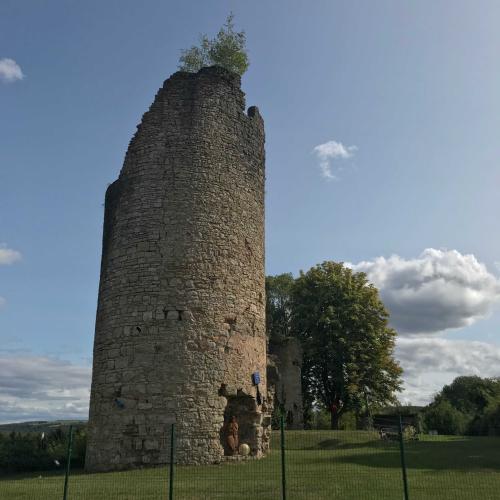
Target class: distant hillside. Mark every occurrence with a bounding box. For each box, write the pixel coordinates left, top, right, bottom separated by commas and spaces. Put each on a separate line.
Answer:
0, 420, 87, 434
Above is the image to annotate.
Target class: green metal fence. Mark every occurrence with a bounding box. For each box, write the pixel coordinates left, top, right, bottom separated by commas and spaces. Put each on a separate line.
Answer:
2, 417, 500, 499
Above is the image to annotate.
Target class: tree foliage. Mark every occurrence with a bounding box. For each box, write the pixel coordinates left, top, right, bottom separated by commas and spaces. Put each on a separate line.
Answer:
290, 262, 403, 429
423, 376, 500, 435
476, 401, 500, 435
266, 273, 294, 345
0, 427, 86, 473
424, 400, 469, 435
438, 376, 500, 415
178, 13, 249, 76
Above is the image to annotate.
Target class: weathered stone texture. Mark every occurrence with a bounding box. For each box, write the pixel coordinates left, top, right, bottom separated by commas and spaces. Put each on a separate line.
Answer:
269, 338, 304, 429
86, 66, 268, 471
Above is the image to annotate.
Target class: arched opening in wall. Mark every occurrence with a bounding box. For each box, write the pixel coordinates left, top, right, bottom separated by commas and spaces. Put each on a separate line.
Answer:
220, 392, 260, 457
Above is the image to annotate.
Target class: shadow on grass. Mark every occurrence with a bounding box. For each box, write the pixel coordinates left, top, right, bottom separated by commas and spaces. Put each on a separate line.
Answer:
306, 438, 500, 472
300, 438, 398, 451
0, 470, 67, 481
0, 466, 167, 481
309, 438, 377, 450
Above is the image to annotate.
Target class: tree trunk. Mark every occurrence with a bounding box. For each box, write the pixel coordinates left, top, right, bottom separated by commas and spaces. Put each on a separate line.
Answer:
330, 411, 340, 430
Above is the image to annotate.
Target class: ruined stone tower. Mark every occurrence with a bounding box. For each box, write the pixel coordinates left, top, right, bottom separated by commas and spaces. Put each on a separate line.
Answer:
269, 338, 304, 430
86, 66, 269, 471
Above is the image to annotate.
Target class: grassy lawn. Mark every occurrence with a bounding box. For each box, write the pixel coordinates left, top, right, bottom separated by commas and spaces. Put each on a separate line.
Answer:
2, 430, 500, 499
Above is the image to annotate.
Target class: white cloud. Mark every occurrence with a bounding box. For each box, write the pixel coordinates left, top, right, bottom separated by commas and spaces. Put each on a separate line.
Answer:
345, 249, 500, 404
312, 140, 357, 180
0, 297, 5, 309
350, 248, 500, 335
0, 244, 22, 265
396, 337, 500, 405
0, 355, 91, 423
0, 58, 24, 83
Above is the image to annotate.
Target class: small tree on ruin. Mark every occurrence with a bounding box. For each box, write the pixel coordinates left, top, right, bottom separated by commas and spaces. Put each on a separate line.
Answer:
178, 13, 249, 76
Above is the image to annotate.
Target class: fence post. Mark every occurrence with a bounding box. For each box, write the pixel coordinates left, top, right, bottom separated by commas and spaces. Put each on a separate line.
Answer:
280, 413, 287, 500
169, 423, 175, 500
62, 425, 73, 500
398, 415, 410, 500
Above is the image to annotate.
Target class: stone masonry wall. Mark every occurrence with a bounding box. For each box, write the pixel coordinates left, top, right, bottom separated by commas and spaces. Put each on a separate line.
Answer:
270, 338, 304, 430
85, 67, 268, 471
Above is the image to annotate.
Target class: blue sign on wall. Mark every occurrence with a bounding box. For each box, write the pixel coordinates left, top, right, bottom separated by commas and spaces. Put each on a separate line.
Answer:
252, 372, 261, 385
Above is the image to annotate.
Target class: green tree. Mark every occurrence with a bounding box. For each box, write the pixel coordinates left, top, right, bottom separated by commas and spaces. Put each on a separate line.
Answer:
424, 400, 469, 435
178, 13, 249, 76
0, 427, 87, 473
292, 262, 402, 428
291, 262, 402, 429
266, 273, 295, 345
439, 376, 500, 416
423, 376, 500, 435
475, 401, 500, 436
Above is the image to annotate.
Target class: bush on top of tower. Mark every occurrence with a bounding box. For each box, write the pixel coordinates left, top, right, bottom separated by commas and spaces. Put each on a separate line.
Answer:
178, 13, 249, 76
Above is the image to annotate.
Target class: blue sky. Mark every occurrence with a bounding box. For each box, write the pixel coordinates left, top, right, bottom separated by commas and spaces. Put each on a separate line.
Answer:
1, 0, 500, 421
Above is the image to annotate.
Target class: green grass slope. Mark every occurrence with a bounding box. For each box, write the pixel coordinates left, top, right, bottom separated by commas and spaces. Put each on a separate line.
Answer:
1, 430, 499, 499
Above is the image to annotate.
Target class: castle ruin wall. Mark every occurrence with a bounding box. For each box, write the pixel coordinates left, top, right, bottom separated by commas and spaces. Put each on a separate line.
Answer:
86, 67, 269, 471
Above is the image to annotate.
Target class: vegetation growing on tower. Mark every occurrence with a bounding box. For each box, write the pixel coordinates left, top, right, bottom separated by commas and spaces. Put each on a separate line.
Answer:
178, 13, 249, 76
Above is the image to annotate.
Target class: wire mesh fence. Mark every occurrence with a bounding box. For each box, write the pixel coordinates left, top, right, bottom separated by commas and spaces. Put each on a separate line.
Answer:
284, 426, 405, 499
404, 433, 500, 499
2, 417, 500, 499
